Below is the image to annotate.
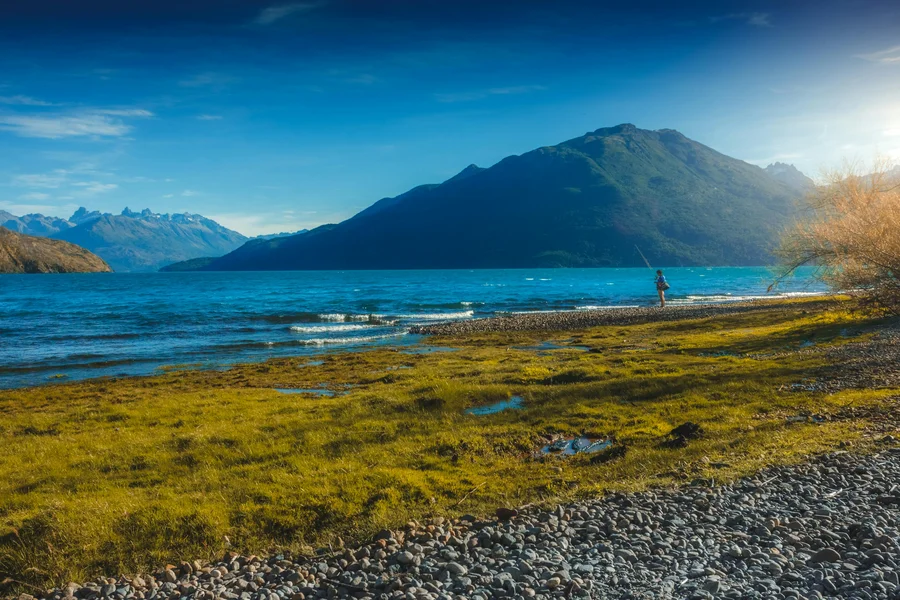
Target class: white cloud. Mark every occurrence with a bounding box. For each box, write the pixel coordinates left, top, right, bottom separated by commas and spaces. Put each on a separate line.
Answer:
0, 108, 153, 139
345, 74, 379, 85
711, 12, 772, 27
254, 2, 323, 25
0, 200, 78, 218
858, 45, 900, 64
744, 152, 803, 166
0, 95, 55, 106
206, 210, 341, 237
196, 114, 223, 120
18, 192, 51, 201
13, 172, 68, 188
181, 189, 199, 197
746, 13, 772, 27
13, 167, 125, 199
73, 181, 118, 195
94, 108, 154, 117
162, 194, 174, 198
884, 129, 900, 137
435, 84, 546, 103
179, 73, 238, 88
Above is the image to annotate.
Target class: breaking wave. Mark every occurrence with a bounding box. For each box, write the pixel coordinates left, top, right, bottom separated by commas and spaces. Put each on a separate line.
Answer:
300, 333, 408, 346
290, 324, 375, 333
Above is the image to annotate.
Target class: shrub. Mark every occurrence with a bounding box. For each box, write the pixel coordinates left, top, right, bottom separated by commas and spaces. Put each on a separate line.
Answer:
775, 161, 900, 312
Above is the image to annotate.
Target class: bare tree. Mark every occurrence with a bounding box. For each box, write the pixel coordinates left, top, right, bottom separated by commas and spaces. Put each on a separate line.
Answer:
774, 160, 900, 312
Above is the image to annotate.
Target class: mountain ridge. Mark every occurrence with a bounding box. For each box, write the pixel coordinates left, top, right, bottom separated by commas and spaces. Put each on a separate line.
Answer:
203, 124, 808, 271
764, 162, 815, 194
3, 207, 248, 272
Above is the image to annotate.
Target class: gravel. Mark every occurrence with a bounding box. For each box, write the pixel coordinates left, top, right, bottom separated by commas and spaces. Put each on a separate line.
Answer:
409, 300, 837, 336
37, 448, 900, 600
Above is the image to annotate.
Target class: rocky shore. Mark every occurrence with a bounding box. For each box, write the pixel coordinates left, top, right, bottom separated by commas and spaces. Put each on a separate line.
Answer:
409, 299, 833, 336
34, 448, 900, 600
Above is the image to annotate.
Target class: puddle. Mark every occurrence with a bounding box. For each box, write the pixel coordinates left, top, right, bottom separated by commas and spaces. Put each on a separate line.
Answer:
799, 340, 817, 348
465, 396, 524, 416
299, 360, 325, 367
540, 437, 612, 456
699, 350, 741, 358
513, 342, 590, 352
401, 346, 459, 355
275, 388, 338, 397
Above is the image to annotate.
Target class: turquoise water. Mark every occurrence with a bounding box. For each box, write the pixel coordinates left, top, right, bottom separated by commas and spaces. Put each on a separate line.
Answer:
0, 267, 823, 389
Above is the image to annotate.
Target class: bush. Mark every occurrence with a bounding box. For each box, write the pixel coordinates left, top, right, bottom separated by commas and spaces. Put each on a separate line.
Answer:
775, 161, 900, 312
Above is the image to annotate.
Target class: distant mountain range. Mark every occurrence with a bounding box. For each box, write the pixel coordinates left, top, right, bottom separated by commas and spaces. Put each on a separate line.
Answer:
763, 162, 815, 194
0, 227, 111, 273
1, 207, 248, 272
201, 124, 810, 271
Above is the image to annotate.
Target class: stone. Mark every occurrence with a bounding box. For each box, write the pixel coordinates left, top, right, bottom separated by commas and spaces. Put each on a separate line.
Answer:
495, 508, 518, 521
809, 548, 842, 564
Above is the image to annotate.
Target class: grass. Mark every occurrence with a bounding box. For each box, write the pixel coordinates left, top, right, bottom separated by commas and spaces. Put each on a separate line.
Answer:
0, 297, 896, 592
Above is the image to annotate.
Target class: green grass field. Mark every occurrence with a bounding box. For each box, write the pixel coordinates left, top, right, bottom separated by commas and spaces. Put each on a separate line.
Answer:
0, 298, 896, 592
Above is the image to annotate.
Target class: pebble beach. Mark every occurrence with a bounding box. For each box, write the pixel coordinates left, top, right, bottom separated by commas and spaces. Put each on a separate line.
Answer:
16, 296, 900, 600
410, 299, 833, 336
34, 448, 900, 600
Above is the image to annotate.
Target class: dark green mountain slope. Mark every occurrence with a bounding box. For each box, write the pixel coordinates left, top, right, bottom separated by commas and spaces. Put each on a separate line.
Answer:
207, 124, 805, 270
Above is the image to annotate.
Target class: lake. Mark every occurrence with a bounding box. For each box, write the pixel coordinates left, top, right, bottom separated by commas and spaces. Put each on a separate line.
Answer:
0, 267, 824, 388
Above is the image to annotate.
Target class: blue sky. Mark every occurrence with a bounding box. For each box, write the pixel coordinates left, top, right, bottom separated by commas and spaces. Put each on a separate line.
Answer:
1, 0, 899, 235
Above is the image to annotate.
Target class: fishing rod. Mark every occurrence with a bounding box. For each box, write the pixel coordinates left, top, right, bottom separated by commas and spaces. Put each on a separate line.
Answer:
635, 245, 653, 270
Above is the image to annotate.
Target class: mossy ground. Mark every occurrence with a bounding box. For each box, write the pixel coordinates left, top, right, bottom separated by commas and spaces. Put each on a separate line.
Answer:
0, 298, 896, 591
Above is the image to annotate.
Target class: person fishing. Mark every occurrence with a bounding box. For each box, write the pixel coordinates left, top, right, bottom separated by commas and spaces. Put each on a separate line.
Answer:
655, 269, 669, 307
635, 245, 670, 307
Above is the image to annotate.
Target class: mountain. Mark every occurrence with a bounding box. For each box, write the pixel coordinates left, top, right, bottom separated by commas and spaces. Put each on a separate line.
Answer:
204, 124, 806, 271
158, 229, 310, 271
252, 229, 309, 240
764, 162, 815, 194
159, 257, 218, 272
3, 207, 248, 272
0, 227, 111, 273
1, 211, 75, 236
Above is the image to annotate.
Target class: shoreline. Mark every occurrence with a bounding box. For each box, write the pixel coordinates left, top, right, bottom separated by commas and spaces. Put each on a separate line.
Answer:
1, 296, 834, 392
411, 297, 838, 336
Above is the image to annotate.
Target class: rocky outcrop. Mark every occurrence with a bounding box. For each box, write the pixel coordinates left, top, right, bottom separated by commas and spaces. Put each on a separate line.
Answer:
0, 227, 112, 273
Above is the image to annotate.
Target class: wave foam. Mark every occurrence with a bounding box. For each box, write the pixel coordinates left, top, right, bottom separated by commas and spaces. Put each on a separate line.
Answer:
317, 313, 372, 322
300, 333, 407, 346
290, 324, 375, 333
375, 310, 474, 321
